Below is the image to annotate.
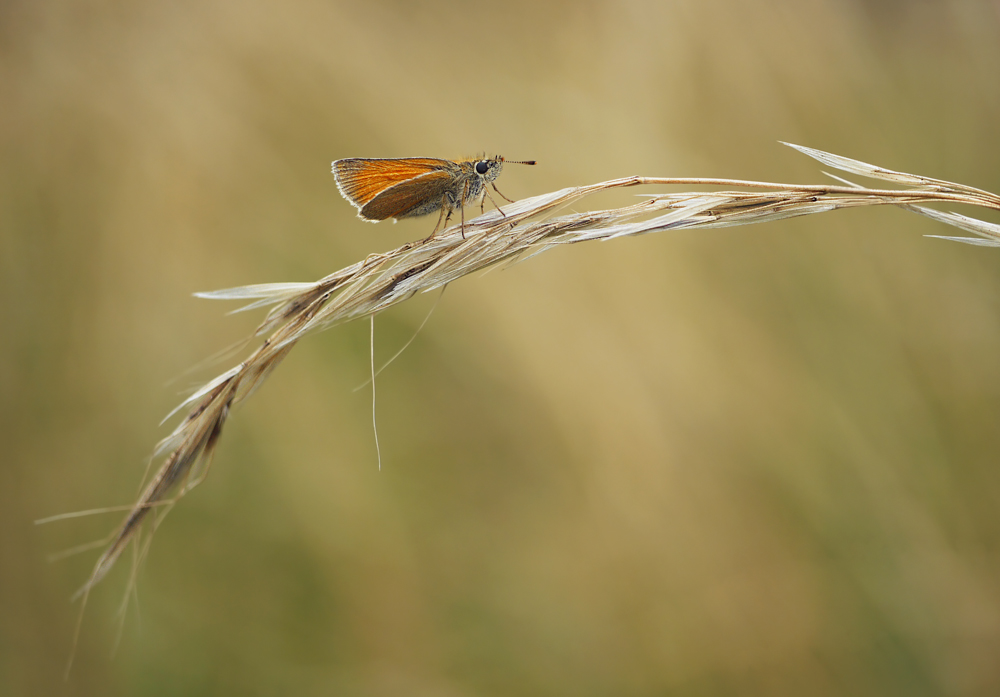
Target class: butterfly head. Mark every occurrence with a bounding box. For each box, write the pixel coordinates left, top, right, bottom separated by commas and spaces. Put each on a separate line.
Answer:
470, 156, 536, 184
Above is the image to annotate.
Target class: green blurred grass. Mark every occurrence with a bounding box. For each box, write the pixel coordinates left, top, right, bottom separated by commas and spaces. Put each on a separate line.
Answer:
3, 0, 1000, 695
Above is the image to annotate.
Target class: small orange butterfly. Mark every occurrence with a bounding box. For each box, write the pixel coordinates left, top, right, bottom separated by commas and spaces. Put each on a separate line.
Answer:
331, 156, 536, 239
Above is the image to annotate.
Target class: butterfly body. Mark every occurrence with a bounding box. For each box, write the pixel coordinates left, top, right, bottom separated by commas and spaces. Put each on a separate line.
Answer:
331, 155, 535, 238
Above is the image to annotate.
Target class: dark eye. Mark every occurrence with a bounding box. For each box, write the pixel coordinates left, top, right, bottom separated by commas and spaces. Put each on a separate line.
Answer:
475, 161, 489, 175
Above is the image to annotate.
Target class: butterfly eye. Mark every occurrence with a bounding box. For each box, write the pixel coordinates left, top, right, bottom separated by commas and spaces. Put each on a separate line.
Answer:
475, 161, 489, 175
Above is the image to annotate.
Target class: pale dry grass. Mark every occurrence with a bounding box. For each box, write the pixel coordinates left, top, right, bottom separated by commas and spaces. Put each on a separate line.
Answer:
50, 143, 1000, 668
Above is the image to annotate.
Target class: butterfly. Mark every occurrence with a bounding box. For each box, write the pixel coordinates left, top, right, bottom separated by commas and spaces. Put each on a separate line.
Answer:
332, 156, 535, 239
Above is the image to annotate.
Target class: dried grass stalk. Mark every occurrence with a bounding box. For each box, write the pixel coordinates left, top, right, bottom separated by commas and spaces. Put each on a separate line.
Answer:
67, 143, 1000, 605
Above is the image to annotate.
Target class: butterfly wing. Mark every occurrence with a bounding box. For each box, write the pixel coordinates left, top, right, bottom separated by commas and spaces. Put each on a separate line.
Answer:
359, 170, 457, 221
332, 158, 455, 219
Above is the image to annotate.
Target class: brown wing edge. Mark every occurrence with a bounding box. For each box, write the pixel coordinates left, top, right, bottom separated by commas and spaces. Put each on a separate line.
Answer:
332, 159, 380, 222
330, 160, 379, 223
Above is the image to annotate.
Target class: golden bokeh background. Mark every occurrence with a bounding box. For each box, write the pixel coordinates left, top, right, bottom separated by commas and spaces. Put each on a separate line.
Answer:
4, 1, 1000, 695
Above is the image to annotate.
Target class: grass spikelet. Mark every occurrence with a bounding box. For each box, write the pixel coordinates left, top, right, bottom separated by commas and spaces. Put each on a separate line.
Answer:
57, 143, 1000, 663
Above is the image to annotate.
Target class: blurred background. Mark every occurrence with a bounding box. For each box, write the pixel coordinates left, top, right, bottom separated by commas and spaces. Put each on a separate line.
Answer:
3, 0, 1000, 695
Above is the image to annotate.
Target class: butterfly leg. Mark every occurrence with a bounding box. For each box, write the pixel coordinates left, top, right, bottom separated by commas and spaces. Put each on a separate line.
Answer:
460, 180, 469, 239
483, 185, 508, 219
424, 196, 450, 242
491, 182, 516, 204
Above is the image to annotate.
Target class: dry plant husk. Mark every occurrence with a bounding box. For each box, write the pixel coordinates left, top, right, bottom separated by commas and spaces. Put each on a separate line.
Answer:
55, 143, 1000, 640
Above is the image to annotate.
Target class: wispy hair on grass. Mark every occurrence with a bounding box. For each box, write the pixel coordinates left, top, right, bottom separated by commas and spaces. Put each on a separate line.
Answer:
43, 143, 1000, 672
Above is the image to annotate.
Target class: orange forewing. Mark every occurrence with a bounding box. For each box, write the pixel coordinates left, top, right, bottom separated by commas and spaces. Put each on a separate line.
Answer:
333, 158, 454, 208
